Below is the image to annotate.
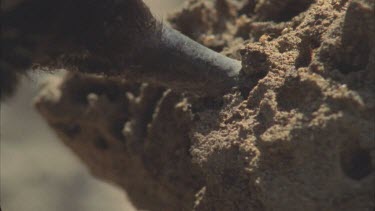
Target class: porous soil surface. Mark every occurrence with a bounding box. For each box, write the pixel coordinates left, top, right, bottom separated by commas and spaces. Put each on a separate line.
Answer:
35, 0, 374, 210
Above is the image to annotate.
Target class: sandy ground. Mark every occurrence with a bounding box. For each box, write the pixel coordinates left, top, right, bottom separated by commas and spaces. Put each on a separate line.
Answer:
0, 1, 181, 210
32, 0, 374, 210
2, 0, 373, 211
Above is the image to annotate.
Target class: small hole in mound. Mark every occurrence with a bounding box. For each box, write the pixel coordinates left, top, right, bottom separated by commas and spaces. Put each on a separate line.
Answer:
276, 1, 310, 22
222, 168, 237, 186
67, 74, 125, 104
93, 136, 109, 150
273, 0, 314, 22
277, 77, 323, 112
237, 1, 256, 16
53, 123, 81, 139
295, 46, 312, 68
239, 86, 252, 99
340, 147, 372, 180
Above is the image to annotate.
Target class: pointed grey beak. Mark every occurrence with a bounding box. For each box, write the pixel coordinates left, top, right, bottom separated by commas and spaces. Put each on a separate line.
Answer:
2, 0, 242, 97
129, 24, 242, 96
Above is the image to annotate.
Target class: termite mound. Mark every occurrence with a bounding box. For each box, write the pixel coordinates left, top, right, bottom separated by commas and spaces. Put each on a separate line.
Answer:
35, 0, 374, 210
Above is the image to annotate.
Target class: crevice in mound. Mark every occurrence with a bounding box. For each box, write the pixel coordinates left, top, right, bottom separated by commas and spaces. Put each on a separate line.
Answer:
340, 144, 372, 180
295, 42, 314, 68
63, 74, 128, 104
237, 1, 256, 16
272, 0, 314, 22
239, 85, 252, 99
253, 98, 276, 136
123, 85, 166, 152
93, 135, 109, 150
53, 123, 81, 139
276, 77, 323, 112
240, 45, 271, 77
254, 0, 314, 23
192, 97, 225, 113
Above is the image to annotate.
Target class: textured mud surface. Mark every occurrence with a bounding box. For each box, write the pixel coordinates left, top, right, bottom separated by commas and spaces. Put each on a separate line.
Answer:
35, 0, 374, 210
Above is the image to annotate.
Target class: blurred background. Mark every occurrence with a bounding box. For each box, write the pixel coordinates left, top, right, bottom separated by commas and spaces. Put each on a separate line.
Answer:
1, 1, 183, 210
